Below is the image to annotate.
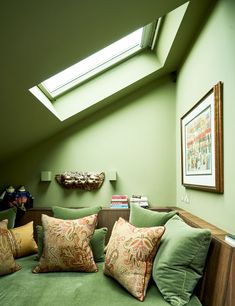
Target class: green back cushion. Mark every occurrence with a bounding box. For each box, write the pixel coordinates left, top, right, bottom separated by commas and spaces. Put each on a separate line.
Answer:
36, 225, 44, 259
90, 227, 108, 262
52, 205, 102, 219
0, 208, 16, 229
152, 215, 211, 306
129, 203, 177, 227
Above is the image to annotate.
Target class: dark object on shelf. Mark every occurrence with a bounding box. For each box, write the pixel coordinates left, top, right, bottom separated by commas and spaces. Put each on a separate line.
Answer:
0, 185, 33, 212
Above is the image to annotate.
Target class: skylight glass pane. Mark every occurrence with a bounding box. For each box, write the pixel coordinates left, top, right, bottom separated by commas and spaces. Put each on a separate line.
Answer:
42, 28, 143, 94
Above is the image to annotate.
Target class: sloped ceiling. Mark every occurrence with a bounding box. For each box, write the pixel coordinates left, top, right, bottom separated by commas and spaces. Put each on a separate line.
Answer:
0, 0, 213, 161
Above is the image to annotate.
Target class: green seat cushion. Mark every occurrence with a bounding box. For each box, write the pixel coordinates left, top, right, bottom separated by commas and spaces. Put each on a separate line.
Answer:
1, 256, 203, 306
52, 205, 102, 219
152, 215, 211, 306
0, 208, 16, 229
129, 203, 177, 227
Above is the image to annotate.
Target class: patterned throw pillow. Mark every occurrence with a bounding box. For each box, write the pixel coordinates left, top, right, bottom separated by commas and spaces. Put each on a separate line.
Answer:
36, 225, 107, 262
0, 219, 8, 229
104, 217, 165, 301
0, 220, 21, 276
8, 221, 38, 258
33, 214, 98, 273
51, 205, 106, 262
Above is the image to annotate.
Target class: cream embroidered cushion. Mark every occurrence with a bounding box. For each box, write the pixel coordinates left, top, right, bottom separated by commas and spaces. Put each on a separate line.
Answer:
0, 219, 8, 229
0, 220, 21, 276
104, 217, 165, 301
33, 214, 98, 273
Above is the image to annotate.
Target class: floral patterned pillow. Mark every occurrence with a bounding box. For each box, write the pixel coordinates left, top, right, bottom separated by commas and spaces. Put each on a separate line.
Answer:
0, 220, 21, 276
33, 214, 98, 273
104, 217, 165, 301
0, 219, 8, 229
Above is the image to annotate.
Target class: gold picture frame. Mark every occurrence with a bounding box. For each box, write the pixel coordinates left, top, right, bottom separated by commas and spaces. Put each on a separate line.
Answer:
181, 82, 223, 193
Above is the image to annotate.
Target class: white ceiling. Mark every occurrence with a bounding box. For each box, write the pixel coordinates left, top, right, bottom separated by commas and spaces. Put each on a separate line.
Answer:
0, 0, 213, 162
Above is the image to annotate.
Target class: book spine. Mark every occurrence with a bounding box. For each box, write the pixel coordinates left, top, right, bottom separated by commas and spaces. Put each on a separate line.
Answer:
111, 199, 128, 202
225, 235, 235, 247
110, 204, 129, 209
111, 195, 128, 200
130, 201, 148, 204
111, 202, 128, 205
130, 197, 148, 202
226, 233, 235, 239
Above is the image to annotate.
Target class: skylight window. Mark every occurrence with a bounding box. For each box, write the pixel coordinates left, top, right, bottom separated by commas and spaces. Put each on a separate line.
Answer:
35, 23, 155, 100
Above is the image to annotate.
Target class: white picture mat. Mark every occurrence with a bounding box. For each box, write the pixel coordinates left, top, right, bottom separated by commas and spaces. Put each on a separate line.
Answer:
181, 92, 216, 187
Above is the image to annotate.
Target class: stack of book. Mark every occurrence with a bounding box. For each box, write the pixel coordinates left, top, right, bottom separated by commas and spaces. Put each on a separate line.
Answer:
130, 195, 149, 208
225, 233, 235, 247
110, 195, 129, 208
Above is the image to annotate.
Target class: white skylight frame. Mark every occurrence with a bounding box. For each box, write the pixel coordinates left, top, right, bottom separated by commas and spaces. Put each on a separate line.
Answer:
36, 23, 156, 101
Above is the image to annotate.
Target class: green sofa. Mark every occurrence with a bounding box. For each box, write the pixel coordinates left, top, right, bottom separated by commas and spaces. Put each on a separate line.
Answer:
0, 255, 202, 306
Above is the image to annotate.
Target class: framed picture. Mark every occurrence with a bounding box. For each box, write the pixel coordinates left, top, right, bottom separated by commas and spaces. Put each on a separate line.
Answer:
181, 82, 223, 193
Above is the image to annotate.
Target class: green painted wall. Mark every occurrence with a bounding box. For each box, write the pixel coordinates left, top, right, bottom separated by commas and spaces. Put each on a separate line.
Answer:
176, 0, 235, 232
0, 76, 176, 208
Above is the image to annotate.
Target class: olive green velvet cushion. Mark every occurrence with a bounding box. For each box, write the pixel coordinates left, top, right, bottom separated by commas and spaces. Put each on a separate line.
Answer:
90, 227, 108, 262
0, 208, 16, 229
129, 203, 177, 227
35, 225, 43, 259
52, 205, 102, 219
152, 215, 211, 306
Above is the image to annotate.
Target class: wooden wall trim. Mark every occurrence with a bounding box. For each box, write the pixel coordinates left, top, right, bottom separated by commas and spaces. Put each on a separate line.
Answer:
225, 248, 235, 306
